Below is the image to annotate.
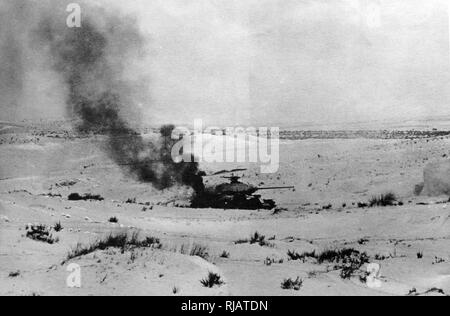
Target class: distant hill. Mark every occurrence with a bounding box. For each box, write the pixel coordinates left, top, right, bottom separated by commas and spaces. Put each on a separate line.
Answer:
278, 115, 450, 131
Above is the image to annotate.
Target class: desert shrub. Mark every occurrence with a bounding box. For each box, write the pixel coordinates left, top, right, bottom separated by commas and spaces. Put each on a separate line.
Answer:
126, 198, 137, 204
264, 257, 284, 266
68, 193, 104, 201
8, 271, 20, 278
287, 250, 317, 262
307, 271, 319, 278
281, 277, 303, 291
289, 248, 369, 280
26, 224, 58, 244
250, 232, 267, 245
318, 249, 370, 279
200, 272, 224, 288
53, 222, 63, 232
142, 206, 153, 212
358, 238, 369, 245
433, 257, 445, 264
318, 248, 369, 264
220, 251, 230, 258
272, 207, 287, 215
234, 239, 249, 245
66, 231, 161, 262
340, 264, 360, 279
417, 252, 423, 259
108, 217, 119, 223
369, 193, 397, 207
55, 180, 78, 188
235, 232, 274, 247
408, 287, 445, 296
317, 249, 344, 264
141, 236, 161, 248
375, 254, 388, 261
287, 250, 301, 261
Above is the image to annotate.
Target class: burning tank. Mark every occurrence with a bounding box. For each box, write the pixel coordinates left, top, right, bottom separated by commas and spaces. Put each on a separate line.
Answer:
191, 175, 294, 210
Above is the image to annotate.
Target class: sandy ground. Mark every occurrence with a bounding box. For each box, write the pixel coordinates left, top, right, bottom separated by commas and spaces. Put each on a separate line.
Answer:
1, 125, 450, 296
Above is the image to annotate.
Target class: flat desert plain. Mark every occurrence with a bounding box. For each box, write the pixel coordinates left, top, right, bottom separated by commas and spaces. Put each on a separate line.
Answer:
1, 122, 449, 296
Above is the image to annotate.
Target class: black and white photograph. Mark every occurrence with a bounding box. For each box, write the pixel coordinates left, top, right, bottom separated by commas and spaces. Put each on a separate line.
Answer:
0, 0, 450, 300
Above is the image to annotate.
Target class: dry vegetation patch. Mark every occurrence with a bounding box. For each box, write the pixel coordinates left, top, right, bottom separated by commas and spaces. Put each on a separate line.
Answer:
65, 231, 161, 262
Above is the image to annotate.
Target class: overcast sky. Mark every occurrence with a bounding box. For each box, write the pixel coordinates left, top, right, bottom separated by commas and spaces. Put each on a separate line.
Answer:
122, 0, 450, 127
2, 0, 450, 127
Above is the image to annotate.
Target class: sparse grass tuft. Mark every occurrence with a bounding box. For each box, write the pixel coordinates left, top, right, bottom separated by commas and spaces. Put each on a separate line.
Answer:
65, 231, 161, 262
190, 244, 209, 260
281, 277, 303, 291
53, 222, 63, 232
200, 272, 224, 288
129, 250, 138, 263
177, 243, 210, 260
369, 192, 397, 207
235, 232, 274, 247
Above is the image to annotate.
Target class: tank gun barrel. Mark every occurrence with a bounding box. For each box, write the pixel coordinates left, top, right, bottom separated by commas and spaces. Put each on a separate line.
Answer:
255, 186, 295, 191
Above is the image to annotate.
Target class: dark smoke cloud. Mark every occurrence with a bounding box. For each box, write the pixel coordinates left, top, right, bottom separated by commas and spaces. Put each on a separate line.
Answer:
1, 0, 204, 191
38, 4, 204, 190
0, 0, 66, 120
0, 0, 29, 120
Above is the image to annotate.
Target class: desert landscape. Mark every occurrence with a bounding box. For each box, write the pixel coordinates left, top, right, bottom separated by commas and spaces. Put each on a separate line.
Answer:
1, 0, 450, 298
1, 120, 450, 296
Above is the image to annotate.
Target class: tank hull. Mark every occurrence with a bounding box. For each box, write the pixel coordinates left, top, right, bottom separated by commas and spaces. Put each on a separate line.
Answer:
191, 193, 276, 210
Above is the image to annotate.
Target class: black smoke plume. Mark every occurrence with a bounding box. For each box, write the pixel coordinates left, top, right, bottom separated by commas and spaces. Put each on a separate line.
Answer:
33, 4, 204, 191
0, 0, 29, 120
